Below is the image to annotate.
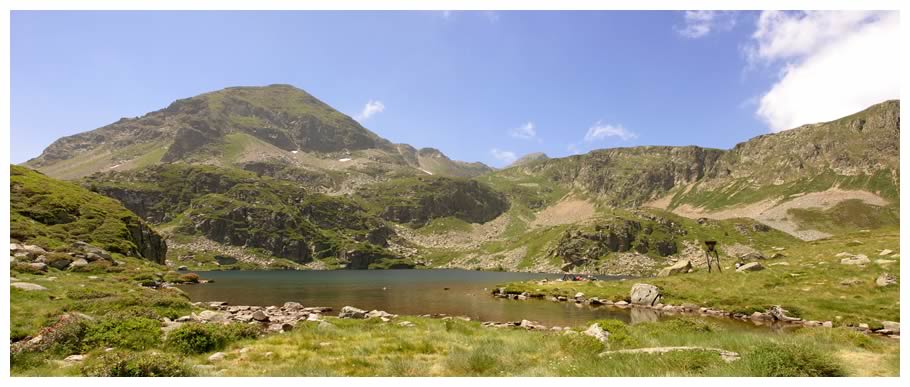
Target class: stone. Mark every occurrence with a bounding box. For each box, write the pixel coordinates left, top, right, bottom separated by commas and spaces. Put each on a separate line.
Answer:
881, 321, 900, 333
177, 265, 188, 271
208, 352, 226, 362
875, 259, 895, 265
197, 310, 228, 323
822, 321, 833, 328
69, 258, 89, 269
630, 283, 661, 306
768, 305, 801, 322
875, 273, 897, 287
339, 306, 367, 319
614, 300, 629, 307
269, 323, 293, 332
11, 282, 47, 291
63, 354, 86, 362
398, 321, 415, 327
736, 262, 764, 272
574, 292, 585, 300
583, 323, 610, 343
750, 312, 772, 321
840, 278, 864, 286
769, 253, 785, 259
283, 302, 303, 310
657, 259, 692, 277
48, 258, 72, 270
28, 262, 48, 272
840, 254, 870, 265
366, 310, 397, 319
879, 249, 893, 256
251, 310, 269, 322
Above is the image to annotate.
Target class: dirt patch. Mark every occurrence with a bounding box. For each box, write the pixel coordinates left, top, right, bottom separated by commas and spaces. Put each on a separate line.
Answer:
530, 196, 597, 228
666, 188, 889, 241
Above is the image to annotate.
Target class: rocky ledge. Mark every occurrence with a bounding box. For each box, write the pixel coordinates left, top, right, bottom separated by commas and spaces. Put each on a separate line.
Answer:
492, 284, 900, 339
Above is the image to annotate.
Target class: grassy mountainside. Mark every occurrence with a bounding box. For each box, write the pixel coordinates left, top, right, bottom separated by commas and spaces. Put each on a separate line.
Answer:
11, 165, 166, 263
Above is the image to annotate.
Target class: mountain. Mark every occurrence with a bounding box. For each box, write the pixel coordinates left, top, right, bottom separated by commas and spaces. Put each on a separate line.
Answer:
507, 152, 549, 168
25, 84, 491, 181
19, 87, 900, 273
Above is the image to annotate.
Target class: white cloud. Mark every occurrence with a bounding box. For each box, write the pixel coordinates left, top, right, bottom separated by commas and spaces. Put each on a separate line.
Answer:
509, 122, 537, 140
749, 11, 900, 131
584, 121, 637, 142
677, 11, 736, 38
489, 148, 517, 165
355, 100, 385, 121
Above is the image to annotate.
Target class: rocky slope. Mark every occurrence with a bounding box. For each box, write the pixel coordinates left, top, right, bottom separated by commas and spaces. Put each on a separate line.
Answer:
25, 84, 491, 181
10, 165, 167, 264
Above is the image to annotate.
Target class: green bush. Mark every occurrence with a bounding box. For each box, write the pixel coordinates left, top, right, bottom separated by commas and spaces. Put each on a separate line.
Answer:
164, 323, 260, 354
81, 350, 191, 377
71, 288, 192, 320
744, 342, 845, 377
70, 260, 113, 273
84, 317, 162, 350
594, 319, 639, 349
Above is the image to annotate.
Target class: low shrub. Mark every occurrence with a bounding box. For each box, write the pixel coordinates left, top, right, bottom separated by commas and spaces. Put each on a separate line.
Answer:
11, 262, 46, 275
83, 317, 162, 350
164, 323, 261, 354
70, 260, 113, 273
743, 342, 845, 377
81, 350, 191, 377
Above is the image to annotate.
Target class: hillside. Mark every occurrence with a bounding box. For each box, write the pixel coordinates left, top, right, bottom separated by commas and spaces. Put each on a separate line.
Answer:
10, 165, 166, 263
25, 84, 491, 181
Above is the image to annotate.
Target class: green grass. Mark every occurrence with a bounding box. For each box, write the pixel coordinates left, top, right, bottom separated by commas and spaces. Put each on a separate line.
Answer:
788, 199, 899, 235
178, 316, 897, 376
501, 228, 899, 326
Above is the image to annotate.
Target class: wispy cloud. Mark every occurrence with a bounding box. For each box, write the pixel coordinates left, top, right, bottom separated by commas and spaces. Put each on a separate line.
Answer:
355, 100, 385, 121
489, 148, 517, 165
509, 121, 538, 141
677, 11, 737, 39
584, 121, 637, 142
746, 11, 899, 131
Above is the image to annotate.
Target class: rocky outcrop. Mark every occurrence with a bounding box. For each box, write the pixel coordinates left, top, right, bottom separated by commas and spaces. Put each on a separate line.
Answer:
361, 176, 509, 227
657, 259, 692, 277
550, 215, 682, 272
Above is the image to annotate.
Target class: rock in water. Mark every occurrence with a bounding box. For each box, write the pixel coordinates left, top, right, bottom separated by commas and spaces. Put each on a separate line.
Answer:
736, 262, 764, 272
583, 323, 610, 343
657, 259, 692, 277
875, 273, 897, 287
339, 306, 367, 319
768, 305, 801, 322
630, 283, 661, 306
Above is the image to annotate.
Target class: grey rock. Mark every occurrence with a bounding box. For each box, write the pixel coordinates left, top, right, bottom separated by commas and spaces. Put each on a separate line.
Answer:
63, 354, 86, 362
840, 254, 870, 265
70, 258, 89, 268
630, 283, 661, 306
736, 262, 764, 272
881, 321, 900, 333
11, 282, 47, 291
208, 352, 226, 362
584, 323, 610, 343
339, 306, 367, 319
657, 259, 692, 277
251, 310, 269, 322
875, 273, 897, 287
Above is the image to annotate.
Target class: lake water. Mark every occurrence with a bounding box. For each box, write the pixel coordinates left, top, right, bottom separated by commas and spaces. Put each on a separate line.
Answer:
178, 269, 662, 326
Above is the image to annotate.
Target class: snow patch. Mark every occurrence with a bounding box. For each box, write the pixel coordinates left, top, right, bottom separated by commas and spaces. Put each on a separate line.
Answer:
419, 168, 434, 175
291, 150, 299, 154
339, 158, 352, 162
108, 164, 120, 169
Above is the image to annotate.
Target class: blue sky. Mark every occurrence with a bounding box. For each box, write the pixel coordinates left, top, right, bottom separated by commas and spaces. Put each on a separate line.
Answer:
10, 11, 899, 166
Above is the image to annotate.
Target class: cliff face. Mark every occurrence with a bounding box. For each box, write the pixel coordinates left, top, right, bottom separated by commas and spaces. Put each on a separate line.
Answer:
10, 165, 167, 264
513, 146, 725, 207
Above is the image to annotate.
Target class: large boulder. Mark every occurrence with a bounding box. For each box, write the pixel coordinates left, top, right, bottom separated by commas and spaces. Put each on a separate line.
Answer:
657, 259, 692, 277
339, 306, 367, 319
630, 283, 661, 306
251, 310, 270, 322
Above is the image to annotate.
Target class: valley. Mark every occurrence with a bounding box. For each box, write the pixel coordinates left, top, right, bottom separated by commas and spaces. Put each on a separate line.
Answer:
9, 85, 900, 376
